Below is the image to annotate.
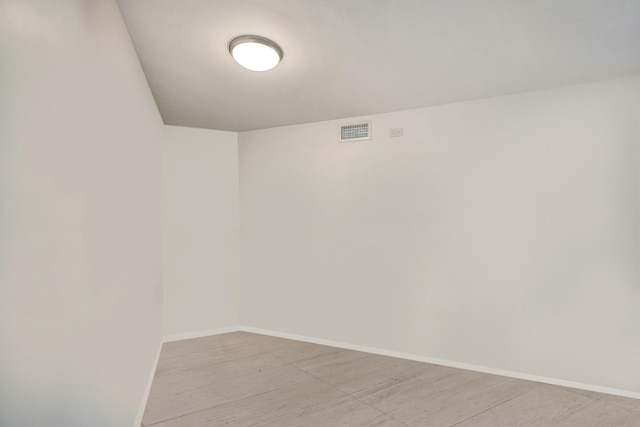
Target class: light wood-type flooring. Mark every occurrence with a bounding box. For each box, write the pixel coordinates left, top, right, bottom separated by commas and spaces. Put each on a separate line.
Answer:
142, 332, 640, 426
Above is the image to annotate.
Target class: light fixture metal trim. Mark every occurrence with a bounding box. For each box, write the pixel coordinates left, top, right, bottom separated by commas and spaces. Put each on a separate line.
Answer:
228, 35, 283, 71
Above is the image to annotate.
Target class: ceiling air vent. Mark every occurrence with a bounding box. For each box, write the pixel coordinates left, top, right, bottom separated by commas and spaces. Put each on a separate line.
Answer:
340, 121, 371, 142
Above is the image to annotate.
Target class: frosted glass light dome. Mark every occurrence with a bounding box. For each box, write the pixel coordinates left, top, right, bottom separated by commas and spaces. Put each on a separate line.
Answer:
229, 35, 283, 71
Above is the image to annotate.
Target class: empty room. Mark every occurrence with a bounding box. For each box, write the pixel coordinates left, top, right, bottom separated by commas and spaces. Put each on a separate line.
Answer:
2, 0, 640, 426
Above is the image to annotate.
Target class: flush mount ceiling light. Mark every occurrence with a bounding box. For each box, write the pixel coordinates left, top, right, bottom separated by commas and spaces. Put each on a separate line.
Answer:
229, 35, 283, 72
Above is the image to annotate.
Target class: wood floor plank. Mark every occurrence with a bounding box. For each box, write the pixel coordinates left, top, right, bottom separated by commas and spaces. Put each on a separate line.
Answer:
354, 414, 410, 426
286, 347, 371, 372
556, 385, 606, 400
150, 379, 345, 427
267, 340, 348, 364
234, 332, 306, 352
311, 353, 432, 396
160, 333, 248, 360
142, 364, 309, 425
388, 375, 539, 426
453, 384, 596, 427
253, 395, 386, 427
149, 352, 288, 400
357, 364, 483, 413
602, 394, 640, 414
155, 341, 264, 376
554, 399, 640, 427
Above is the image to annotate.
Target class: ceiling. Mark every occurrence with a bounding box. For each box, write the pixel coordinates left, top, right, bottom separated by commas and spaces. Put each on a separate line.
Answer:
117, 0, 640, 132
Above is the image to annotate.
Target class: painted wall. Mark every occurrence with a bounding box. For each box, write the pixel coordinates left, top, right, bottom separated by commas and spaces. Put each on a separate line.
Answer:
0, 1, 163, 426
163, 126, 239, 337
239, 77, 640, 394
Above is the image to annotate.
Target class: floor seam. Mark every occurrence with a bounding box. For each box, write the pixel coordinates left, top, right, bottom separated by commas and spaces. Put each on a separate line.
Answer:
606, 399, 640, 415
235, 339, 372, 426
550, 394, 605, 425
255, 344, 401, 425
145, 334, 311, 426
145, 375, 311, 426
350, 374, 516, 427
448, 383, 546, 427
294, 362, 411, 426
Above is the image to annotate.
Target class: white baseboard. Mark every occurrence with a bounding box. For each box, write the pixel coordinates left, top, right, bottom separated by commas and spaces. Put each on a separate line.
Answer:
133, 342, 162, 427
162, 325, 239, 343
238, 325, 640, 401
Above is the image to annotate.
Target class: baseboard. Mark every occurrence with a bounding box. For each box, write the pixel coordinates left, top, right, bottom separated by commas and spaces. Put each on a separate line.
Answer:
238, 325, 640, 401
133, 342, 162, 427
162, 325, 239, 343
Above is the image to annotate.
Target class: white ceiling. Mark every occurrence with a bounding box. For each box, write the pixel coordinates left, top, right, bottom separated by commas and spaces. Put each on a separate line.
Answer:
117, 0, 640, 132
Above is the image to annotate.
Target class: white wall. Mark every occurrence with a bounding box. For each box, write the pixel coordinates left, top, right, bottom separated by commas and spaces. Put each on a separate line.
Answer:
0, 1, 163, 426
239, 77, 640, 394
164, 126, 239, 337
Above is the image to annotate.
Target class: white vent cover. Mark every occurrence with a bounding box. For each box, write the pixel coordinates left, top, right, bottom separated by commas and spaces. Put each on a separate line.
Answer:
340, 121, 371, 142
